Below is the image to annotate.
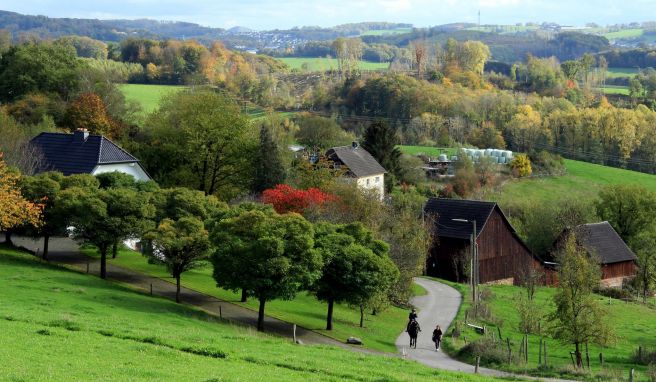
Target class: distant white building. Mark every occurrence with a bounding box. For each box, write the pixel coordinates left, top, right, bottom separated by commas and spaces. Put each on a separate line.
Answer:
30, 129, 151, 181
326, 143, 386, 200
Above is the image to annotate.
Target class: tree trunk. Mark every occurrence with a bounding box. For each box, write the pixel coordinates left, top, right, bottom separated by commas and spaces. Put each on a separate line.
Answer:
112, 241, 118, 259
175, 274, 181, 304
359, 305, 364, 328
100, 244, 108, 279
575, 342, 583, 368
257, 298, 266, 332
5, 231, 12, 246
241, 289, 248, 302
43, 234, 50, 261
326, 298, 334, 330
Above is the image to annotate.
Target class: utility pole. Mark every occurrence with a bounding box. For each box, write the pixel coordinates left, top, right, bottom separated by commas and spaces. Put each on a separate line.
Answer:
453, 218, 477, 305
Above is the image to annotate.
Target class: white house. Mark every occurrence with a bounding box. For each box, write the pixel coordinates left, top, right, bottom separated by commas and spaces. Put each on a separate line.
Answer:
30, 129, 151, 181
326, 143, 386, 200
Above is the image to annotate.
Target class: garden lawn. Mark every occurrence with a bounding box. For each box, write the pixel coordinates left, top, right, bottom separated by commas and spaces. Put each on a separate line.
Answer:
119, 84, 186, 114
0, 245, 521, 382
491, 159, 656, 206
279, 57, 389, 72
435, 277, 656, 380
81, 246, 409, 353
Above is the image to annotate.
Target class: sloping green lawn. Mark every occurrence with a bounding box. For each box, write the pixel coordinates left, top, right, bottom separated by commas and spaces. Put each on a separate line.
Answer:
0, 245, 519, 382
279, 57, 389, 72
437, 278, 656, 380
119, 84, 186, 114
81, 246, 409, 353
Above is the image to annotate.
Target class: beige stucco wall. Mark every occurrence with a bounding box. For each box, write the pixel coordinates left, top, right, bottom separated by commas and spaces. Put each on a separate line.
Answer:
355, 173, 385, 201
92, 163, 151, 182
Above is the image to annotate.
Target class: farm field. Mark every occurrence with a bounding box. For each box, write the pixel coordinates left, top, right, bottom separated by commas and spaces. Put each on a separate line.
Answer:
601, 85, 630, 95
119, 84, 186, 114
603, 28, 644, 40
359, 27, 413, 36
439, 278, 656, 380
491, 159, 656, 206
0, 245, 516, 382
80, 246, 409, 353
606, 67, 639, 79
398, 145, 458, 157
279, 57, 389, 72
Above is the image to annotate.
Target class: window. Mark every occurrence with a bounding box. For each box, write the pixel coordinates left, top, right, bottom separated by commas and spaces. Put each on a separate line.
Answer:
366, 179, 370, 185
375, 176, 380, 183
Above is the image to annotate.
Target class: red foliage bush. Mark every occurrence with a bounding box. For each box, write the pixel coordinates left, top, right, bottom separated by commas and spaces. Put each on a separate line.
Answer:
262, 184, 336, 214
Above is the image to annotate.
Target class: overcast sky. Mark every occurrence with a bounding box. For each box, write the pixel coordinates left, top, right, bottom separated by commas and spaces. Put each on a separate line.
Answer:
2, 0, 655, 30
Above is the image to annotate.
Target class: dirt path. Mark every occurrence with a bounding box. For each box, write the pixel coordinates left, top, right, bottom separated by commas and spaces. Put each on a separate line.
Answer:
9, 236, 380, 354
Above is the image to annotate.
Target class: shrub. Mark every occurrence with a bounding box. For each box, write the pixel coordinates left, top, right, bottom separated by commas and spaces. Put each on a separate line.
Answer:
530, 151, 565, 176
458, 337, 508, 366
510, 154, 532, 178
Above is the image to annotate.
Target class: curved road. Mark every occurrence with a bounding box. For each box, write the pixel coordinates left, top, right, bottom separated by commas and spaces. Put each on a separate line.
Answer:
396, 278, 577, 382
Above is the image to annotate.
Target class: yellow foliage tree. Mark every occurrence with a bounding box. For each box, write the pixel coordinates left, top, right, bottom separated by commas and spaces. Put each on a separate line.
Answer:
0, 153, 43, 231
510, 154, 532, 178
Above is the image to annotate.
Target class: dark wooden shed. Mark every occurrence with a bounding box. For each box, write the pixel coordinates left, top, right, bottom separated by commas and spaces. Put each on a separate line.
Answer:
424, 198, 542, 285
548, 222, 637, 287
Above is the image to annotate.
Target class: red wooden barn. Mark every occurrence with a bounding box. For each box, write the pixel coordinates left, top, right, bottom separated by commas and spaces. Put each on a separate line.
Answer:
548, 222, 637, 287
424, 198, 542, 285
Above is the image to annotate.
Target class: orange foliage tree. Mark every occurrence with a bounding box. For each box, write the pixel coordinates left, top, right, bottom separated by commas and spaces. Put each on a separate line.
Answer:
262, 184, 336, 214
0, 153, 43, 231
66, 92, 120, 137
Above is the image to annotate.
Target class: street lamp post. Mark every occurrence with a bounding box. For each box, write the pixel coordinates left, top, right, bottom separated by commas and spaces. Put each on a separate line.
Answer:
453, 218, 477, 305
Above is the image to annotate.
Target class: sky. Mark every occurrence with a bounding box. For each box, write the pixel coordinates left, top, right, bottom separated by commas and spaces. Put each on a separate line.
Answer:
2, 0, 656, 30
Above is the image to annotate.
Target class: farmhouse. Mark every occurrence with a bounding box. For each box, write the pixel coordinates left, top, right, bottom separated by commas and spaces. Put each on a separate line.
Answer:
424, 198, 541, 285
326, 143, 386, 200
549, 222, 637, 287
30, 129, 151, 181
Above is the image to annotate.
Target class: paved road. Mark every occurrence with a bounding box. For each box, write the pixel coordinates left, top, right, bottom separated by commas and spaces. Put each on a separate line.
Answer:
396, 278, 579, 382
8, 236, 380, 354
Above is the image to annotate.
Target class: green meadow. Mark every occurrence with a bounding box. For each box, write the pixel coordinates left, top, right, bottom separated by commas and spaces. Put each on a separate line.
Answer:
119, 84, 186, 114
279, 57, 389, 72
0, 245, 520, 382
359, 27, 413, 36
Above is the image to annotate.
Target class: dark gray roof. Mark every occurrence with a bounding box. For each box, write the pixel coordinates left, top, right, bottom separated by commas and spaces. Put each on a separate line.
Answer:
572, 222, 637, 265
326, 145, 387, 178
30, 132, 140, 176
423, 198, 497, 240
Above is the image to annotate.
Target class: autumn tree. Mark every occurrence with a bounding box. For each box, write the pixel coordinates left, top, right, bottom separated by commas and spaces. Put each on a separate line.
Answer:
211, 205, 322, 331
411, 39, 428, 79
66, 92, 117, 137
510, 154, 533, 178
550, 234, 611, 368
262, 184, 335, 215
631, 226, 656, 303
595, 185, 656, 243
144, 217, 211, 303
0, 154, 43, 234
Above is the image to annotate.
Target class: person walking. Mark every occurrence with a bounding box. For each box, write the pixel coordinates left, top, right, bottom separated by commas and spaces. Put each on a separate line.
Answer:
407, 318, 421, 348
432, 325, 443, 351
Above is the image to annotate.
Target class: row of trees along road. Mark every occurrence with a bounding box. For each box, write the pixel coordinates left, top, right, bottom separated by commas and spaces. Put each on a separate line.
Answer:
12, 162, 401, 332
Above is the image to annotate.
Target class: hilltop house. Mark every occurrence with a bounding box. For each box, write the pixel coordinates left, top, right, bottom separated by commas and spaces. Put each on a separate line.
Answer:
30, 129, 151, 181
326, 143, 386, 200
424, 198, 541, 285
548, 222, 637, 287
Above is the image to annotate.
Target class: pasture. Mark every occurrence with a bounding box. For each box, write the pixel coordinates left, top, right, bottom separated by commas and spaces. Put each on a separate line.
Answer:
603, 28, 644, 40
119, 84, 186, 114
601, 85, 630, 95
359, 27, 413, 36
440, 278, 656, 380
606, 67, 639, 79
0, 245, 514, 382
279, 57, 389, 72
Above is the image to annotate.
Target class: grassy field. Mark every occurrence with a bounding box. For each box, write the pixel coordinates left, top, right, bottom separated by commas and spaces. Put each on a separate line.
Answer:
490, 159, 656, 206
601, 85, 630, 95
604, 28, 644, 40
359, 27, 413, 36
280, 57, 389, 72
438, 278, 656, 380
0, 245, 519, 382
119, 84, 186, 114
606, 67, 640, 79
398, 145, 458, 157
81, 246, 409, 353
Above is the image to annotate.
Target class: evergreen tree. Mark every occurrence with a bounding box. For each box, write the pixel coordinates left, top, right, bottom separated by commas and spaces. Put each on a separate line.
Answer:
252, 125, 286, 193
361, 121, 401, 192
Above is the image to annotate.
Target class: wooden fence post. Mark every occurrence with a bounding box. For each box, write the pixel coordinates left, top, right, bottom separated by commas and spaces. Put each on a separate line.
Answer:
629, 368, 635, 382
544, 341, 547, 367
150, 283, 153, 296
599, 352, 603, 368
219, 305, 222, 319
538, 338, 543, 365
86, 260, 90, 274
293, 324, 297, 343
525, 335, 529, 364
507, 338, 512, 363
475, 356, 480, 373
585, 342, 590, 369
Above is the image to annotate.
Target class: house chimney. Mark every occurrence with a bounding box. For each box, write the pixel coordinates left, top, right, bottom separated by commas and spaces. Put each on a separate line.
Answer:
352, 141, 359, 149
74, 128, 89, 142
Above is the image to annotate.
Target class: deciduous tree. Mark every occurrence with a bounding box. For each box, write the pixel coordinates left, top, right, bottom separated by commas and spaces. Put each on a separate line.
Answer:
211, 205, 322, 331
0, 154, 43, 233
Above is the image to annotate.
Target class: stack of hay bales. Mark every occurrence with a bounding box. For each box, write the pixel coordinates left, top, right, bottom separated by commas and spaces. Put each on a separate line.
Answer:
460, 148, 513, 164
